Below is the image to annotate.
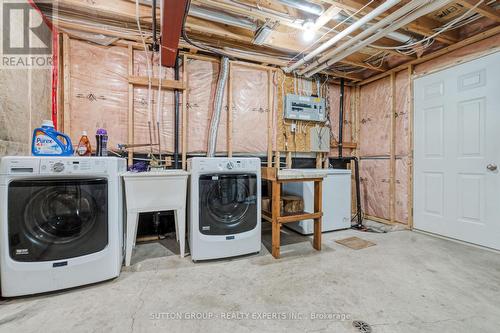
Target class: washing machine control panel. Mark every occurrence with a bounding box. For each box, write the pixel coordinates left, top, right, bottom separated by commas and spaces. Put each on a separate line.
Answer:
52, 162, 65, 173
40, 159, 108, 174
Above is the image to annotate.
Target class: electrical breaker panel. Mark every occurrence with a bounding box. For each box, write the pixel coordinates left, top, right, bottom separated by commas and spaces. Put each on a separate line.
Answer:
284, 94, 326, 122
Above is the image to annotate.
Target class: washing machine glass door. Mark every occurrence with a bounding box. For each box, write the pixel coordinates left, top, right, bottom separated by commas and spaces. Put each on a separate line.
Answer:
8, 178, 108, 262
199, 173, 257, 235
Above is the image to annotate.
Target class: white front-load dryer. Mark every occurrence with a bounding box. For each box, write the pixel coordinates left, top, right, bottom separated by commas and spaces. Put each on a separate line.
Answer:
188, 157, 261, 261
0, 156, 126, 297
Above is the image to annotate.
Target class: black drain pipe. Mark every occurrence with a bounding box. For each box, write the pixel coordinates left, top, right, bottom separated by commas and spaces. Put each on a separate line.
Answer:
352, 156, 363, 228
174, 56, 180, 169
329, 78, 363, 228
151, 0, 159, 52
338, 78, 345, 158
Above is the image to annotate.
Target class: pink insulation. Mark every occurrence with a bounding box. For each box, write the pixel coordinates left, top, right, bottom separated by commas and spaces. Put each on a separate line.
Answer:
134, 50, 177, 79
186, 59, 227, 153
360, 159, 390, 220
133, 88, 176, 153
359, 77, 391, 157
415, 34, 500, 75
69, 40, 128, 151
395, 70, 410, 157
328, 83, 352, 143
395, 157, 409, 224
132, 50, 180, 154
358, 158, 410, 223
231, 65, 270, 153
327, 83, 356, 158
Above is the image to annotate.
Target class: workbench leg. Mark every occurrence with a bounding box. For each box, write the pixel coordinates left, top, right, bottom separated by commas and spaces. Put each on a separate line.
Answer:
271, 181, 281, 259
313, 180, 322, 251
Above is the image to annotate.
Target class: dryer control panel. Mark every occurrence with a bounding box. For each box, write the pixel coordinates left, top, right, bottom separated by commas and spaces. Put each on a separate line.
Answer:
188, 157, 260, 173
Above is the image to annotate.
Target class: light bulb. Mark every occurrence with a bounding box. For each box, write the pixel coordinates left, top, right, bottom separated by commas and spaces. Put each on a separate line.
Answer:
302, 20, 316, 42
303, 29, 316, 42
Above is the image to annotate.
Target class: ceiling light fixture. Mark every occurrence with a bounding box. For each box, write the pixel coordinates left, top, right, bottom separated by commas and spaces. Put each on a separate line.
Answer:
302, 19, 316, 42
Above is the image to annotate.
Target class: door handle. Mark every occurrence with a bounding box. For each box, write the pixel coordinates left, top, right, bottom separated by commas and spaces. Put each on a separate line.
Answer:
487, 164, 498, 171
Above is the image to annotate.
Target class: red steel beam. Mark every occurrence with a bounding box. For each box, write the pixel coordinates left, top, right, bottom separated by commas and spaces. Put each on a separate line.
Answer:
161, 0, 188, 67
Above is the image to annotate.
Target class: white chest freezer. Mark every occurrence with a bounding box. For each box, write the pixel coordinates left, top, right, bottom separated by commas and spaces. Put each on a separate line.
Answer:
283, 169, 352, 234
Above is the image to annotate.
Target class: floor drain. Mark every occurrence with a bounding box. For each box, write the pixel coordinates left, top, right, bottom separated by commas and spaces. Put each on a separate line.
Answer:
352, 320, 372, 333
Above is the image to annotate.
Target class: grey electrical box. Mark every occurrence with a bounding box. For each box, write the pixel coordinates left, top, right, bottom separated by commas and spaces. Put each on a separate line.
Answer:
285, 94, 326, 122
310, 126, 330, 152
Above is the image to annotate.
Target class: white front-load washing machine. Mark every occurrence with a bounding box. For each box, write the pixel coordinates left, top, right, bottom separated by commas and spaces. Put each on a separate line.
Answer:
0, 156, 126, 297
187, 158, 261, 261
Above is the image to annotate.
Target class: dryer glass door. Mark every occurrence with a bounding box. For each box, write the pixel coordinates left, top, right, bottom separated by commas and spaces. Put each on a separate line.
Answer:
8, 178, 108, 262
199, 174, 257, 235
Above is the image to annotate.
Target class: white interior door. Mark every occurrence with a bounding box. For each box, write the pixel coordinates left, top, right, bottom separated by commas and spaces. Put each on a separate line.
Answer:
414, 52, 500, 250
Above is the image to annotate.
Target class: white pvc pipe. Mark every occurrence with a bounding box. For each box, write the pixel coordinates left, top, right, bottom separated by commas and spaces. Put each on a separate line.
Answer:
297, 0, 427, 76
304, 0, 455, 77
283, 0, 401, 73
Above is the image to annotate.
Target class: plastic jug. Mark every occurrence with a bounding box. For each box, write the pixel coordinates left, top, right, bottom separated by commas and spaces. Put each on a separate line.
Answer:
76, 131, 92, 156
32, 120, 74, 156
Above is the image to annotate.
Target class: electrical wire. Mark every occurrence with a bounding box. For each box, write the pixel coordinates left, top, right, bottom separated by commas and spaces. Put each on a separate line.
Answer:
363, 51, 390, 69
156, 0, 163, 166
441, 0, 498, 30
371, 0, 486, 55
135, 0, 154, 155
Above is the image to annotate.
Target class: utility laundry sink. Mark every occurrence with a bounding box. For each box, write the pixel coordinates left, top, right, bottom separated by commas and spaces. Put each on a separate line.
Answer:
122, 170, 190, 264
122, 170, 189, 212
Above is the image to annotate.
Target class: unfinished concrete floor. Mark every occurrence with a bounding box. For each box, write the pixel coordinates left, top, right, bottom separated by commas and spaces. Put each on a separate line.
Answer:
1, 226, 500, 333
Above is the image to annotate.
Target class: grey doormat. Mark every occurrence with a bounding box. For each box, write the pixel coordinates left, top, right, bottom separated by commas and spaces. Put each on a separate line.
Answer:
335, 236, 376, 250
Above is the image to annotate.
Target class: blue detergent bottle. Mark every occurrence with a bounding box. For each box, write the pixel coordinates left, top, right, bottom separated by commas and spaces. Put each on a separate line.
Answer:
32, 120, 74, 156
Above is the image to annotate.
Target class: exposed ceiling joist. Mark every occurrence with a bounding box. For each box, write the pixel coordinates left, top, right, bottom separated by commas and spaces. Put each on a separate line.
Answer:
191, 0, 300, 30
324, 70, 363, 81
457, 0, 500, 22
359, 24, 500, 85
46, 0, 498, 84
192, 0, 415, 59
314, 0, 460, 44
53, 0, 150, 21
342, 53, 389, 72
312, 5, 343, 30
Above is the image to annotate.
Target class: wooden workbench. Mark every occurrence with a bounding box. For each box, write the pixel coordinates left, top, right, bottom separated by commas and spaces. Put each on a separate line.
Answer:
261, 167, 325, 259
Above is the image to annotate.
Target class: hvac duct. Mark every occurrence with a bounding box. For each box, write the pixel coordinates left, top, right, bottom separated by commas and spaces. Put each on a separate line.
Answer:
284, 0, 401, 73
253, 24, 274, 45
140, 0, 257, 31
298, 0, 427, 75
207, 57, 230, 157
304, 0, 456, 77
278, 0, 324, 16
189, 5, 257, 31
